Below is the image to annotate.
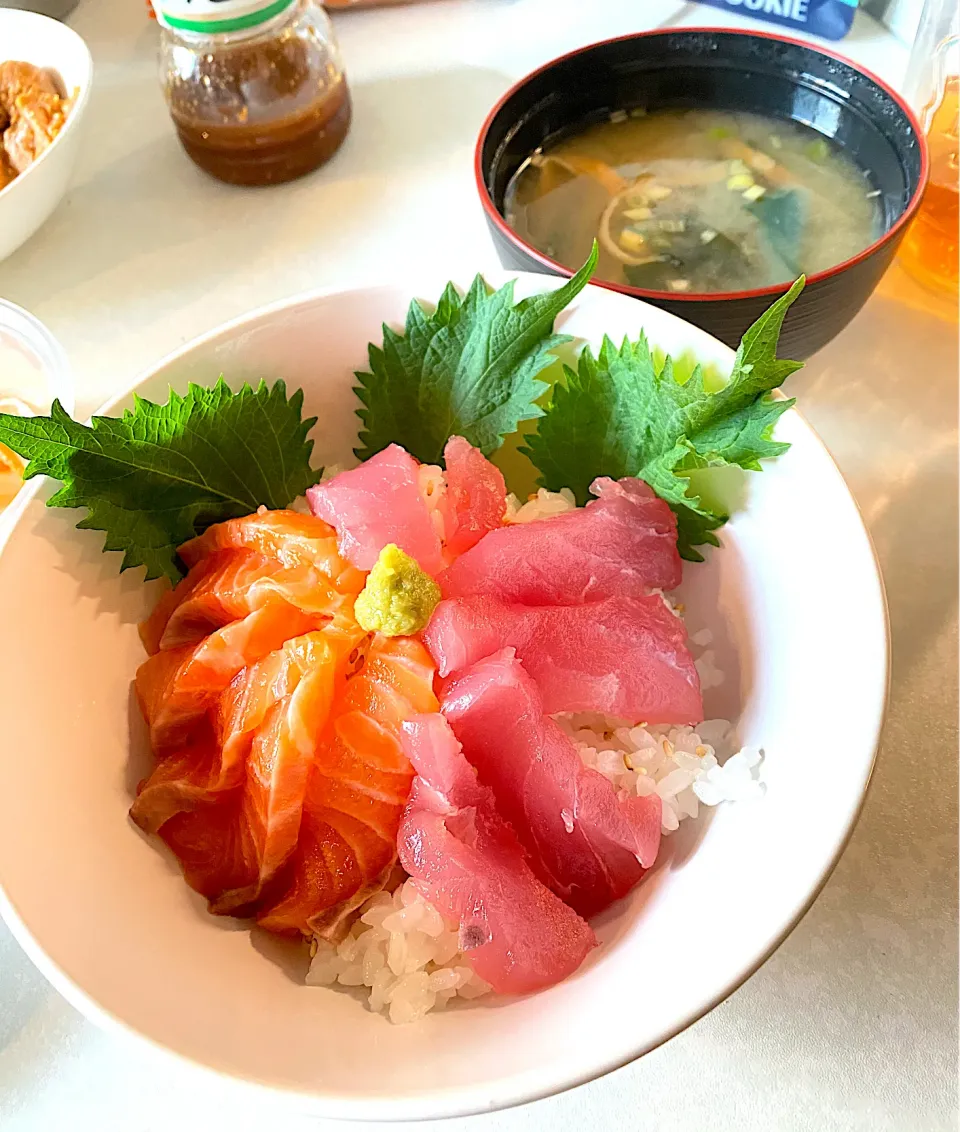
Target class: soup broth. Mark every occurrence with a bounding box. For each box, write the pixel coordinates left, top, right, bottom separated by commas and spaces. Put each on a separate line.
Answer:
504, 108, 883, 294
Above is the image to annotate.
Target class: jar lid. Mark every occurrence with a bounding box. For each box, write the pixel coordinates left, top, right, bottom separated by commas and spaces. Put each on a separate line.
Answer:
154, 0, 296, 33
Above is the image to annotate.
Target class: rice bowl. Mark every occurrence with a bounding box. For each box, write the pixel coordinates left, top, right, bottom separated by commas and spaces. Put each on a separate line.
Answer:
0, 274, 887, 1119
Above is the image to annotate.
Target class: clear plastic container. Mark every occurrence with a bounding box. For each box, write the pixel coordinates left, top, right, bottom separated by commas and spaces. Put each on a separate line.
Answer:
155, 0, 351, 186
0, 298, 72, 513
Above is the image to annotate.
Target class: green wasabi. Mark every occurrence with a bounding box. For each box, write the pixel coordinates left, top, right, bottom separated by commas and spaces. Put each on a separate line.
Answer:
354, 544, 441, 637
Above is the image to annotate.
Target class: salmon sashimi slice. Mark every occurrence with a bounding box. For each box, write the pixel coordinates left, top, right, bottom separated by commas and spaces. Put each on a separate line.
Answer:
441, 650, 662, 918
212, 633, 338, 914
141, 548, 355, 654
306, 444, 445, 575
257, 635, 438, 939
439, 475, 681, 605
136, 602, 321, 754
139, 549, 270, 655
157, 791, 257, 903
130, 720, 225, 834
132, 629, 346, 835
398, 714, 596, 994
438, 436, 507, 557
424, 592, 704, 724
214, 647, 305, 784
178, 508, 361, 585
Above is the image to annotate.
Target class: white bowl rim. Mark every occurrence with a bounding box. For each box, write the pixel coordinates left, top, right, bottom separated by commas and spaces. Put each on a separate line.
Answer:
0, 275, 891, 1120
0, 10, 94, 205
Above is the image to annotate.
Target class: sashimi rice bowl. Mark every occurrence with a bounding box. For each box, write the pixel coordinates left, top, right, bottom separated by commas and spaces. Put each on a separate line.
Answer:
0, 254, 888, 1116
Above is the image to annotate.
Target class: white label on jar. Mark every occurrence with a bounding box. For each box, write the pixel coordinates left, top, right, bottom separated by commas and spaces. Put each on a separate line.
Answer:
156, 0, 294, 29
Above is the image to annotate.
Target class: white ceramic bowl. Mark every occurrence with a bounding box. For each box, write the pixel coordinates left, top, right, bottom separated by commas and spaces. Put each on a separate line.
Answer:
0, 11, 93, 262
0, 276, 888, 1120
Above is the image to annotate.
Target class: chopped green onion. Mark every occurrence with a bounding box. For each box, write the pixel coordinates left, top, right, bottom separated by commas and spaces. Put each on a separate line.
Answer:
805, 137, 830, 163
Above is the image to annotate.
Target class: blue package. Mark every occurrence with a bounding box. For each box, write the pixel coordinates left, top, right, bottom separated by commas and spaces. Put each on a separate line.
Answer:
692, 0, 858, 41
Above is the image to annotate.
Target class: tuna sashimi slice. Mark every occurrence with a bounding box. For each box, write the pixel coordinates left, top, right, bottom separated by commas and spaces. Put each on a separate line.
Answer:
442, 651, 662, 918
439, 475, 681, 604
438, 436, 507, 557
398, 713, 596, 994
307, 444, 444, 575
257, 636, 439, 939
424, 593, 703, 724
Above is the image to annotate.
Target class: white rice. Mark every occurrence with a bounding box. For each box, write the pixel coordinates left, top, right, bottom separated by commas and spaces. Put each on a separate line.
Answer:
306, 879, 492, 1024
505, 486, 577, 523
555, 714, 763, 833
305, 486, 763, 1021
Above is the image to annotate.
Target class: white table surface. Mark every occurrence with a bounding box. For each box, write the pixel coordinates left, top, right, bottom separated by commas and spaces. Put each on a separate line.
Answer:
1, 1, 957, 1129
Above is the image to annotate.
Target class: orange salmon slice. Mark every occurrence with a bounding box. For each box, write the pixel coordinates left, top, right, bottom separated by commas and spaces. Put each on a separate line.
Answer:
131, 508, 441, 939
257, 636, 438, 939
212, 632, 338, 914
179, 508, 365, 590
136, 602, 321, 755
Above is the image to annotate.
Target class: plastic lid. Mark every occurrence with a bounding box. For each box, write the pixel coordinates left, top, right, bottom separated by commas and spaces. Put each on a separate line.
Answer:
154, 0, 296, 34
0, 299, 73, 418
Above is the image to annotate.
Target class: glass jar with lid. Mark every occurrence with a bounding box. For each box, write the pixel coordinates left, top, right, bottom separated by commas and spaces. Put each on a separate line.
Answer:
154, 0, 351, 187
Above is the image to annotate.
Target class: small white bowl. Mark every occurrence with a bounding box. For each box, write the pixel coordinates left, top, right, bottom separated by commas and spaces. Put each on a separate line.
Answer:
0, 276, 888, 1120
0, 10, 93, 263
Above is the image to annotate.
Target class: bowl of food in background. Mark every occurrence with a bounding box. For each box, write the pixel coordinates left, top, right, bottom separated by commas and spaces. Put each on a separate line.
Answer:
475, 29, 928, 359
0, 299, 72, 516
0, 9, 92, 262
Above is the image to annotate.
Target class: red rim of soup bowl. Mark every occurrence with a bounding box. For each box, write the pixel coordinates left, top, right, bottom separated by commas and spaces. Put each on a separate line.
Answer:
474, 27, 931, 305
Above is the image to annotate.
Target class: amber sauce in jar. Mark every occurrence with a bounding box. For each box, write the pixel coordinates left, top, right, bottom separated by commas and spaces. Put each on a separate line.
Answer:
160, 0, 351, 186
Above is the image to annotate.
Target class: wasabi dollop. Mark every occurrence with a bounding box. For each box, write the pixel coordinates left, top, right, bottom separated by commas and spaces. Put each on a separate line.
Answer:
354, 543, 441, 637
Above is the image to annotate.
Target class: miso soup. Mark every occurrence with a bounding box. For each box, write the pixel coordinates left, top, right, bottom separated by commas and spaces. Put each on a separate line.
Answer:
504, 108, 883, 294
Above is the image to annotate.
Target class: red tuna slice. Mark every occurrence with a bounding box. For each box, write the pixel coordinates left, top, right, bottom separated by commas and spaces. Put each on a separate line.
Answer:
424, 593, 703, 724
441, 651, 661, 918
439, 436, 507, 557
398, 713, 596, 994
307, 444, 444, 575
439, 475, 681, 604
